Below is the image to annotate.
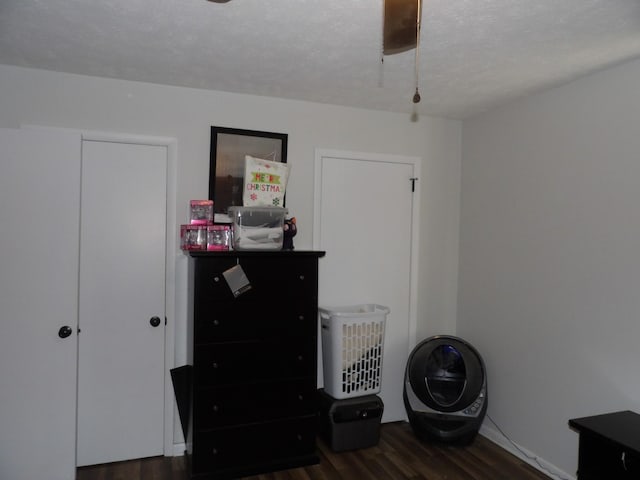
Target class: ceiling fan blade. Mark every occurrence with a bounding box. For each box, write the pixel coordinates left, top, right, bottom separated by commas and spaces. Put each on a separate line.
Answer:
383, 0, 420, 55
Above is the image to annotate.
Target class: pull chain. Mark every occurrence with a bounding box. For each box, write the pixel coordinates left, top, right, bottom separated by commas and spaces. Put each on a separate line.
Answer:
413, 0, 422, 103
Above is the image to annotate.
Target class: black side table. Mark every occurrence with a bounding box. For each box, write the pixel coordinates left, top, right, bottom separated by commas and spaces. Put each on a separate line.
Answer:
569, 411, 640, 479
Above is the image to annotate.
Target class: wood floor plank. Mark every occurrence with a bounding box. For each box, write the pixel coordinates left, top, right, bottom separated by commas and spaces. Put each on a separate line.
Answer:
76, 422, 551, 480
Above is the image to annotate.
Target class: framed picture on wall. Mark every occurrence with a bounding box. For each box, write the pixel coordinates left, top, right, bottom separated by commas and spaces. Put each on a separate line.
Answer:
209, 126, 288, 217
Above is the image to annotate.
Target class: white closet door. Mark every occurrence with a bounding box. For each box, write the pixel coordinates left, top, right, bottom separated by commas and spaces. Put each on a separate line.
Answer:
0, 128, 81, 480
77, 140, 167, 466
314, 151, 418, 422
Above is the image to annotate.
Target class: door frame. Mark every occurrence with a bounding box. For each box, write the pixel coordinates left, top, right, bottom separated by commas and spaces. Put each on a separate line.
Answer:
312, 148, 421, 366
24, 125, 178, 457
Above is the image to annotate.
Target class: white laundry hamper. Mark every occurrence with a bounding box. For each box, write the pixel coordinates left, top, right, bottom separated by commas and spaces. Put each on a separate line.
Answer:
319, 304, 389, 399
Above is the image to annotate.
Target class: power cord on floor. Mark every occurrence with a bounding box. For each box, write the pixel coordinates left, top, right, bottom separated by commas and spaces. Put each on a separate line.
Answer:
486, 414, 572, 480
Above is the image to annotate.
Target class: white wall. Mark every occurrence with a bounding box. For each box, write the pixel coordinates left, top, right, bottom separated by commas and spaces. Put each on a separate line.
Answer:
460, 58, 640, 477
0, 64, 461, 444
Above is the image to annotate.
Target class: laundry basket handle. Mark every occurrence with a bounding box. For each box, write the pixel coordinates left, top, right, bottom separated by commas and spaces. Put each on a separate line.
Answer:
318, 304, 390, 319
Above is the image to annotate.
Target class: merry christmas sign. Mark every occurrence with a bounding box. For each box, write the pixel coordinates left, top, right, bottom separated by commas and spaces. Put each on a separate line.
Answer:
243, 155, 290, 207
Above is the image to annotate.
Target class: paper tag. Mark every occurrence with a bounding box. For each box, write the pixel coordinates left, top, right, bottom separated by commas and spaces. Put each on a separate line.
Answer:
222, 264, 252, 297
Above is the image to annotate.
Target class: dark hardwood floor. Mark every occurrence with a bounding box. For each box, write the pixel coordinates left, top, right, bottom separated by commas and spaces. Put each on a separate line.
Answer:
76, 421, 551, 480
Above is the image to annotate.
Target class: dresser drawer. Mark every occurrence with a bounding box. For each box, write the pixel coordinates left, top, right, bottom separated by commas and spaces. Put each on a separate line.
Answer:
194, 256, 318, 311
193, 379, 317, 428
194, 339, 316, 386
191, 416, 317, 475
576, 431, 640, 479
194, 306, 316, 343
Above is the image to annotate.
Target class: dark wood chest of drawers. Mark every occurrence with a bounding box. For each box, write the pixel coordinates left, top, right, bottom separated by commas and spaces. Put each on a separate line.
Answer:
569, 411, 640, 479
187, 251, 324, 479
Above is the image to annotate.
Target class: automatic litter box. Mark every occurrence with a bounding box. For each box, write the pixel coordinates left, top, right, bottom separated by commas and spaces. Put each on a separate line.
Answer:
403, 335, 487, 445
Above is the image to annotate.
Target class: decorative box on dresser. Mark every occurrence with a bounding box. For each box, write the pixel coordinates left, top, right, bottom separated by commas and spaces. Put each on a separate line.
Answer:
186, 250, 325, 479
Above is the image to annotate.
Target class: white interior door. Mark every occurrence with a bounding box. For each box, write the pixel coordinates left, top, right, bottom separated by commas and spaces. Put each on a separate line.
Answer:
0, 128, 81, 480
77, 140, 167, 466
314, 150, 419, 422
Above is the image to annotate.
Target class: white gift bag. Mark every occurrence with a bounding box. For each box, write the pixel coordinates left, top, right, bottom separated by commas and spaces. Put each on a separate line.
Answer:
243, 155, 290, 207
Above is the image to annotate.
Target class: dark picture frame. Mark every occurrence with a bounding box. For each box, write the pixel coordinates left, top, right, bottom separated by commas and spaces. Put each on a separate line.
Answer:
209, 126, 288, 215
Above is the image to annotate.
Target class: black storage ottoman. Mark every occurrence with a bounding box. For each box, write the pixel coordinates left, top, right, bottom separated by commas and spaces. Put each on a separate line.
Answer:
317, 388, 384, 452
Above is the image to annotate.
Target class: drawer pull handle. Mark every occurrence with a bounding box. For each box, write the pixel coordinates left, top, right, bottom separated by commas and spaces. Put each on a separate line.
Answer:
213, 319, 220, 326
299, 275, 305, 281
297, 355, 304, 361
296, 434, 303, 441
212, 404, 219, 412
213, 276, 220, 283
297, 394, 304, 401
298, 315, 305, 321
212, 362, 219, 369
212, 447, 218, 455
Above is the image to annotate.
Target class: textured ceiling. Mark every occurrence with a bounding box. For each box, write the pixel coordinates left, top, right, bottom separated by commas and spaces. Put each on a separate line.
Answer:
2, 0, 640, 119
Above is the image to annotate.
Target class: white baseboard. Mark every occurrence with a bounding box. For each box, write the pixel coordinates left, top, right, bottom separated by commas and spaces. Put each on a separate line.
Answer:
480, 424, 575, 480
172, 443, 186, 457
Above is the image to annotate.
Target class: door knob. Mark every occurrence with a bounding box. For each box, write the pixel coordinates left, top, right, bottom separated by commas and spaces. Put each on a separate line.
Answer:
58, 326, 73, 338
150, 316, 162, 327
